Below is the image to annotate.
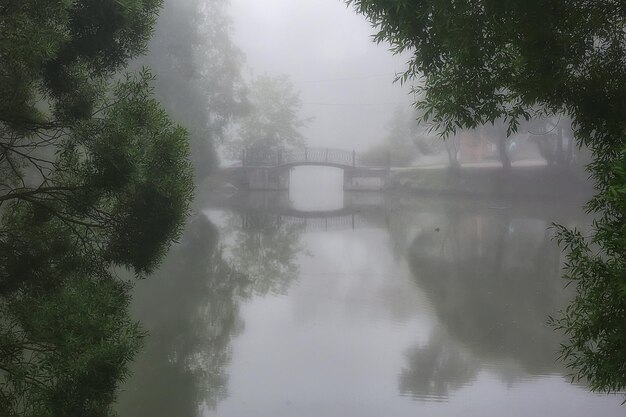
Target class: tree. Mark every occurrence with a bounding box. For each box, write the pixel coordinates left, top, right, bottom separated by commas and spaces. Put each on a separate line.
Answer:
226, 75, 307, 165
1, 1, 194, 414
136, 0, 247, 180
1, 0, 161, 126
0, 273, 143, 417
346, 0, 626, 395
524, 116, 580, 169
478, 121, 511, 169
362, 106, 419, 167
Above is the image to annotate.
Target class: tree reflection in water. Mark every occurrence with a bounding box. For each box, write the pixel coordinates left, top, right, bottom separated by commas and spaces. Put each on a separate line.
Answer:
399, 328, 478, 401
116, 209, 305, 416
117, 194, 591, 413
116, 215, 248, 416
222, 212, 305, 296
400, 204, 580, 400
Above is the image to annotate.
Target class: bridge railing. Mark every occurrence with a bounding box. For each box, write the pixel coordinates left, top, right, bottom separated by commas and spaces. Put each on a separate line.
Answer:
282, 147, 355, 167
243, 147, 390, 169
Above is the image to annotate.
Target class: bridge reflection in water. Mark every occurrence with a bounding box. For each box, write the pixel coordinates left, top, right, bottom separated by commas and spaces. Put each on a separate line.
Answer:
222, 190, 390, 233
241, 211, 372, 233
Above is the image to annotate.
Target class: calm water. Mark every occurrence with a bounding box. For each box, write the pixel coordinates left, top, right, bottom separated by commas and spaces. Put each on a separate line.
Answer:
116, 168, 623, 416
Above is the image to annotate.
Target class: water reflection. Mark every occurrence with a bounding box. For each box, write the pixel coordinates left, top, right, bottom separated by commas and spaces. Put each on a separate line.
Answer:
117, 197, 307, 415
214, 190, 392, 233
290, 166, 344, 211
399, 328, 478, 401
117, 191, 623, 416
116, 215, 249, 416
406, 207, 567, 374
222, 211, 304, 296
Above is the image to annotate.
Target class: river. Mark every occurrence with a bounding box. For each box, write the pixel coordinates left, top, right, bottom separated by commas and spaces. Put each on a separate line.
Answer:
116, 168, 623, 416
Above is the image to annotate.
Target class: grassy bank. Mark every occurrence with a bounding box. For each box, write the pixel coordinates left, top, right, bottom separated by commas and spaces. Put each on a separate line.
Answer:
389, 165, 593, 202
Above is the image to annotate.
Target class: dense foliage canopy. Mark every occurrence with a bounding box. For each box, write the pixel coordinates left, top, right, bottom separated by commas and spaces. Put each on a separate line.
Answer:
1, 0, 194, 415
347, 0, 626, 394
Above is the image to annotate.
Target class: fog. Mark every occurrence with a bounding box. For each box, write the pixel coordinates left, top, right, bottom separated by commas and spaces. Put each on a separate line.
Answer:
229, 0, 413, 151
5, 1, 622, 416
226, 0, 583, 171
123, 0, 609, 415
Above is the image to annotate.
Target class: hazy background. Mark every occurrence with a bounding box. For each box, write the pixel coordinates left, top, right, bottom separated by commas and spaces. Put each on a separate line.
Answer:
228, 0, 414, 151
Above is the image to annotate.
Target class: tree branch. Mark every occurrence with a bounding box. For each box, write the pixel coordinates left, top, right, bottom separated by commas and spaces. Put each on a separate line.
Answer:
0, 186, 80, 203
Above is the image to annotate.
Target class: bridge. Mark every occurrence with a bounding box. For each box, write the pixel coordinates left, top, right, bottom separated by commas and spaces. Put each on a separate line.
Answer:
238, 147, 391, 191
242, 147, 389, 169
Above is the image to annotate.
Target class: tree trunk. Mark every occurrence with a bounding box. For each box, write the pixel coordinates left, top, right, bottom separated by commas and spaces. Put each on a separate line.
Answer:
566, 135, 574, 166
555, 126, 565, 167
497, 135, 511, 170
445, 140, 460, 169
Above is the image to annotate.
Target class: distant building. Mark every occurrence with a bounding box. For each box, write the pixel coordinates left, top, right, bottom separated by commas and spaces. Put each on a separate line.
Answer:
457, 130, 496, 162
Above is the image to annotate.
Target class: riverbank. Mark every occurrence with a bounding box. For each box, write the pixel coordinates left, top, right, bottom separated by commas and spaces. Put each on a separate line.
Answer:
388, 164, 593, 202
204, 162, 594, 204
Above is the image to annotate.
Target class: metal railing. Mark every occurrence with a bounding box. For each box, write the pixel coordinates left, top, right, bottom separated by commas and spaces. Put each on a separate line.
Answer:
242, 147, 389, 169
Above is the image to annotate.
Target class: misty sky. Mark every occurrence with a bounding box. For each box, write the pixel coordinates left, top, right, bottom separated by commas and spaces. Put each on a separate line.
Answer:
228, 0, 414, 151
